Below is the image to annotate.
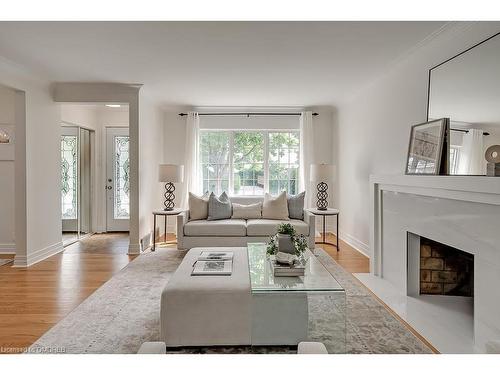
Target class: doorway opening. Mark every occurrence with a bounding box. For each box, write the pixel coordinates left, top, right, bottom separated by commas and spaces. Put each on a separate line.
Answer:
60, 103, 130, 247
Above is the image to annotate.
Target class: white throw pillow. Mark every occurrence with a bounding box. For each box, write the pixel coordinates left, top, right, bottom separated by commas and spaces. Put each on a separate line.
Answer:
262, 191, 289, 220
188, 192, 209, 220
232, 202, 262, 219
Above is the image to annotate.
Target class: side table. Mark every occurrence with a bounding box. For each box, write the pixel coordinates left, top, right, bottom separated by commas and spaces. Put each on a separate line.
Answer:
306, 208, 340, 251
152, 208, 185, 251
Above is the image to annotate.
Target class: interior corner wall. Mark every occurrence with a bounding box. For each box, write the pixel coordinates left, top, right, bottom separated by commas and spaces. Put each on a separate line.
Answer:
336, 22, 500, 258
138, 94, 164, 248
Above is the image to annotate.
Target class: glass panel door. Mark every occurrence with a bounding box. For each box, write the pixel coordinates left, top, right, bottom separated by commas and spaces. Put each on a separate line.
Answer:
106, 127, 130, 231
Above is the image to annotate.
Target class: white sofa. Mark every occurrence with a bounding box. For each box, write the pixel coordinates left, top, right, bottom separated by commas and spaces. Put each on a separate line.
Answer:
176, 196, 316, 250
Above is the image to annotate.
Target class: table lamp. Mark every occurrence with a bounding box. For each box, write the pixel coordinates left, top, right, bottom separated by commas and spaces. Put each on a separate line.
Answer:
158, 164, 184, 211
310, 164, 335, 210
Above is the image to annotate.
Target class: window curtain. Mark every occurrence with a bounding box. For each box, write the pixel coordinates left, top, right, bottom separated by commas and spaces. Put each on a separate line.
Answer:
180, 111, 200, 208
457, 129, 484, 175
299, 111, 314, 209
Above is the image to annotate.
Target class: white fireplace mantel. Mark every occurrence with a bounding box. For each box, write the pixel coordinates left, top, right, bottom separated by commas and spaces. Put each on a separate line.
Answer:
365, 174, 500, 353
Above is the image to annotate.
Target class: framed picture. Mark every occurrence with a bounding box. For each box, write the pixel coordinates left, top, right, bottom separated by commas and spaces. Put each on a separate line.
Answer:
406, 118, 449, 175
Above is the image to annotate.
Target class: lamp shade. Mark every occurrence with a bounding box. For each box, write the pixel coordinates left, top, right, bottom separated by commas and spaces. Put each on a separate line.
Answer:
158, 164, 184, 183
310, 164, 335, 182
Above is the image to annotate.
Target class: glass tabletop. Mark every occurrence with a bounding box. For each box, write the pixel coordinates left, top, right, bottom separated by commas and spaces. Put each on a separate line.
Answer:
247, 243, 345, 293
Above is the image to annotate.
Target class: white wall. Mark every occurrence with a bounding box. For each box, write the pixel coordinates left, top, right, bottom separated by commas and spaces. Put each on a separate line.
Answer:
337, 23, 500, 257
0, 86, 16, 254
0, 58, 63, 266
162, 106, 337, 233
139, 93, 165, 247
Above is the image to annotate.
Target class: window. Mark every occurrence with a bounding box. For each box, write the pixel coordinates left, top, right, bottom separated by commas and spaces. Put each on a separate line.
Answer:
199, 130, 300, 196
61, 135, 78, 219
114, 136, 130, 219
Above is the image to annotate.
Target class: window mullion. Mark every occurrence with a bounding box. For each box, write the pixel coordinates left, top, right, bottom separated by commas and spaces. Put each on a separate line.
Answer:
264, 131, 269, 194
229, 131, 234, 195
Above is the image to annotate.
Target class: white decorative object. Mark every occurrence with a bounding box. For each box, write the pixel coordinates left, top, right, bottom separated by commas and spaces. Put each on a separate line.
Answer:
180, 112, 200, 208
485, 144, 500, 177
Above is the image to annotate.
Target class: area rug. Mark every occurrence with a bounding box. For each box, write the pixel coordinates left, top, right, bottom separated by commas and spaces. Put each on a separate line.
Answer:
30, 248, 433, 354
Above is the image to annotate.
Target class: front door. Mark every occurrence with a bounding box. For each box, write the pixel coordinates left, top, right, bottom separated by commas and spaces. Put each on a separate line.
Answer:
106, 127, 130, 231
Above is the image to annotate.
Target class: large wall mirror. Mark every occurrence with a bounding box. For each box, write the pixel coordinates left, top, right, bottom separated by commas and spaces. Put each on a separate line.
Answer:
428, 32, 500, 176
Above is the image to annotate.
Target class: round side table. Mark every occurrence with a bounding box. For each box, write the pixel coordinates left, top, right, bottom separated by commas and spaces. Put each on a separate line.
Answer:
152, 208, 185, 251
307, 208, 340, 251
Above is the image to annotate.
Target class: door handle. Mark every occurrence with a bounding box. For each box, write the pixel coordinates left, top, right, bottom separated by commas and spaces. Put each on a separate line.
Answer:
106, 186, 112, 190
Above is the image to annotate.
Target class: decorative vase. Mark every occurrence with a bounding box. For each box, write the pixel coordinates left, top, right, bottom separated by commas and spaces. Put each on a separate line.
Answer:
277, 233, 295, 254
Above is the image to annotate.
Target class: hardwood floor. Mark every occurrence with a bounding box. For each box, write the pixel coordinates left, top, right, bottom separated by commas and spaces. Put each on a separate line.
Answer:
0, 231, 368, 352
0, 233, 135, 352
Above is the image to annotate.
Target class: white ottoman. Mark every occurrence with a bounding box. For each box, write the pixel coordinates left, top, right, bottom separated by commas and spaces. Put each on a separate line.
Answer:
160, 247, 252, 347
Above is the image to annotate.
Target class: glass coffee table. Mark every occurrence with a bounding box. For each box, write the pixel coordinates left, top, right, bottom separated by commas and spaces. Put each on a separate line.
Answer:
247, 243, 346, 353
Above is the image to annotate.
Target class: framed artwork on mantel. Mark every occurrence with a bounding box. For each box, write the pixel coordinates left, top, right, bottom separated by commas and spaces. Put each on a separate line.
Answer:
0, 125, 15, 161
405, 118, 449, 175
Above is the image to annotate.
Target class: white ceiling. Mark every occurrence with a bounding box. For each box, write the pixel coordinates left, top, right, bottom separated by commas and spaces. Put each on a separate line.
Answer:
0, 22, 446, 107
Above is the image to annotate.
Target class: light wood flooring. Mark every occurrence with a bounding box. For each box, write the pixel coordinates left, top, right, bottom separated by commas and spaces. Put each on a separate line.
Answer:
0, 232, 368, 352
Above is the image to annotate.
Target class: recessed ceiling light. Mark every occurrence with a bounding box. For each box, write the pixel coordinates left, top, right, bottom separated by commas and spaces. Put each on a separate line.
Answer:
105, 104, 121, 108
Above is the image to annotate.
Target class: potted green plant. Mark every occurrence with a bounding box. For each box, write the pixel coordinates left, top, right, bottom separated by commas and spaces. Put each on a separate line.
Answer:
267, 223, 308, 257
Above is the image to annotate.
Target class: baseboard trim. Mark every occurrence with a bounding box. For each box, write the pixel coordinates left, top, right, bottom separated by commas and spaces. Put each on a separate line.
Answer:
13, 241, 64, 267
339, 231, 370, 258
0, 243, 16, 255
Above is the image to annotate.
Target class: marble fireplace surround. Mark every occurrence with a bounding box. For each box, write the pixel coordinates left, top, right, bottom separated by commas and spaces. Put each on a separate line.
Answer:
360, 175, 500, 353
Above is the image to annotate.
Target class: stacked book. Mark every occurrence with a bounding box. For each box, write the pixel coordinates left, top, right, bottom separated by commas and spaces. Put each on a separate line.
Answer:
191, 251, 234, 276
269, 256, 306, 277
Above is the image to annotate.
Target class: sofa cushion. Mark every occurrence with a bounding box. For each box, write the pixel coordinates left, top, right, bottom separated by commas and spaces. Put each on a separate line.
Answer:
184, 219, 247, 237
188, 192, 210, 220
287, 191, 305, 220
232, 202, 262, 219
246, 219, 309, 236
207, 192, 232, 221
262, 191, 289, 220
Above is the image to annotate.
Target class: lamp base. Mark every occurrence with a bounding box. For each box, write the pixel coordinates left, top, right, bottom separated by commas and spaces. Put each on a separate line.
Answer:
163, 182, 175, 211
316, 182, 329, 210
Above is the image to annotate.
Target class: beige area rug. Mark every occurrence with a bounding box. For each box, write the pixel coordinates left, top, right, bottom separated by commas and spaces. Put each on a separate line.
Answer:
30, 248, 433, 354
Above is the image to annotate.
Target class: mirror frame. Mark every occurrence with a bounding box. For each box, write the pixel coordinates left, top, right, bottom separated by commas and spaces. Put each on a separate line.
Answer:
426, 31, 500, 122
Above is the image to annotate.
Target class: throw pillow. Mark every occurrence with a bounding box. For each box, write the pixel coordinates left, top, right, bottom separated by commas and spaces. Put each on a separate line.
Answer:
262, 191, 289, 220
287, 191, 305, 220
188, 192, 210, 220
207, 192, 232, 221
231, 202, 262, 219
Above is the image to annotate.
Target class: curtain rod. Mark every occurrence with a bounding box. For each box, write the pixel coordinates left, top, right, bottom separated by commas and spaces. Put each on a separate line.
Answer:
451, 128, 490, 136
178, 112, 319, 117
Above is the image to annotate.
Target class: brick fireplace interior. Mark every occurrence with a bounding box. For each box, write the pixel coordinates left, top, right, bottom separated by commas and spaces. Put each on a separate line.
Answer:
419, 237, 474, 297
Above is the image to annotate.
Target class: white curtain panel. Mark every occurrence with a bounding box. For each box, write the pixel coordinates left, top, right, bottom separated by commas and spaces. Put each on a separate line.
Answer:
458, 129, 484, 175
299, 111, 314, 209
181, 111, 200, 208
